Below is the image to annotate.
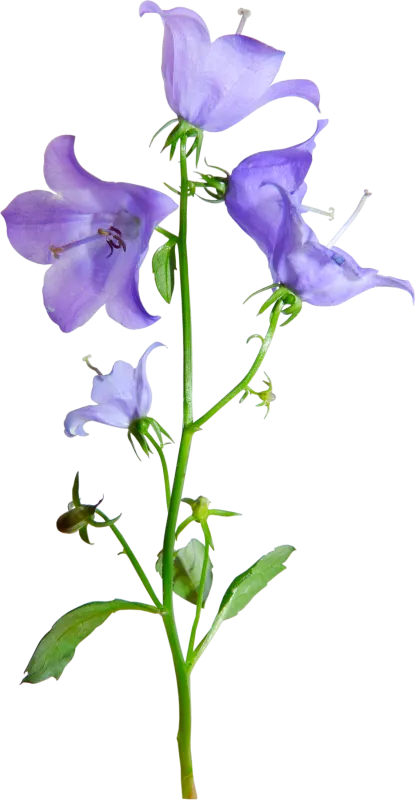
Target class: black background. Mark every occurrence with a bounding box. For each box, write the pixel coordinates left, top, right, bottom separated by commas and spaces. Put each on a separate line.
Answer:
6, 2, 408, 800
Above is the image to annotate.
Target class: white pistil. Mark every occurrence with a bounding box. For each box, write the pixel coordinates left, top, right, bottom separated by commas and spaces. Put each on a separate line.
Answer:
236, 8, 251, 34
327, 190, 372, 248
301, 204, 335, 223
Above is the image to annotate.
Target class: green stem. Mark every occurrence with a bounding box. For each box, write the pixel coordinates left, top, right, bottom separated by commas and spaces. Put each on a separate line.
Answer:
178, 137, 193, 426
146, 432, 171, 508
95, 509, 162, 609
186, 520, 211, 664
192, 300, 283, 430
176, 515, 195, 540
161, 135, 197, 798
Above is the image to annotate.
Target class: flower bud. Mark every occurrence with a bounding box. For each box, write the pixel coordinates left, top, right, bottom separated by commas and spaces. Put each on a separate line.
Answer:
56, 504, 99, 534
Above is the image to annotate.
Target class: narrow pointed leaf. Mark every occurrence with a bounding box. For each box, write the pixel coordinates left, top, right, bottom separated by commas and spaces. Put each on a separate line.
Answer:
152, 241, 176, 303
22, 599, 160, 684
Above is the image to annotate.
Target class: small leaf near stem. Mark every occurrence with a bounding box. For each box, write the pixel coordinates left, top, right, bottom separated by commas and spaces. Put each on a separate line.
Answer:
155, 226, 178, 243
164, 182, 181, 196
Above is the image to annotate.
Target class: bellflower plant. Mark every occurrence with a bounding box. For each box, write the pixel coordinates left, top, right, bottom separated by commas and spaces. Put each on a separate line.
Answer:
2, 5, 413, 800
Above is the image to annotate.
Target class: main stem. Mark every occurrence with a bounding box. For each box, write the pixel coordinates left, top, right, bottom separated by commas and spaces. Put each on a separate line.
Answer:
162, 136, 197, 799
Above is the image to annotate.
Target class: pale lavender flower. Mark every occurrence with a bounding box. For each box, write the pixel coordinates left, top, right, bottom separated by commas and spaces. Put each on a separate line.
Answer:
64, 343, 164, 437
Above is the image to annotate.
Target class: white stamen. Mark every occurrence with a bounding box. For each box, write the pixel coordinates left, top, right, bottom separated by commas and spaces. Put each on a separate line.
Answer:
236, 8, 251, 34
327, 190, 372, 248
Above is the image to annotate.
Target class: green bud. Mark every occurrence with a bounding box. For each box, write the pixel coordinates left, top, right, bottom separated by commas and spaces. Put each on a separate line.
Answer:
181, 495, 211, 523
195, 172, 228, 202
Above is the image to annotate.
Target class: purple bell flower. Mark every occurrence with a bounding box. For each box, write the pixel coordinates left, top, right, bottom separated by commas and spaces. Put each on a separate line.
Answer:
64, 343, 164, 437
2, 136, 177, 332
225, 121, 414, 306
139, 2, 320, 132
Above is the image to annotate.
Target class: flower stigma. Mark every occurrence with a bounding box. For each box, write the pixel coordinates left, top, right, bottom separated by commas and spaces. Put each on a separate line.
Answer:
327, 190, 372, 248
236, 8, 251, 35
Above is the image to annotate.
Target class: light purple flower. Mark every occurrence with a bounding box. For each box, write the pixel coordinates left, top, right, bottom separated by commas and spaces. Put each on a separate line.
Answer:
64, 343, 164, 437
2, 136, 177, 332
139, 2, 320, 133
225, 122, 414, 306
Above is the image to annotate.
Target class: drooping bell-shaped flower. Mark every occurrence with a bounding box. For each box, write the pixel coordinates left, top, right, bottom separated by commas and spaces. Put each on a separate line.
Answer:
139, 2, 320, 133
225, 122, 414, 306
2, 136, 177, 332
64, 343, 164, 437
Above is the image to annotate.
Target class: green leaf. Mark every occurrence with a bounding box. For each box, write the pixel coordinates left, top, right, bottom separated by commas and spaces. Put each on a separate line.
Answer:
156, 538, 213, 606
216, 545, 295, 622
22, 599, 159, 684
152, 241, 176, 303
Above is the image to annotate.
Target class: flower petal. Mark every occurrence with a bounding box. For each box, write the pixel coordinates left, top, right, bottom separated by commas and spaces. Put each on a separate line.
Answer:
91, 361, 135, 407
105, 245, 161, 331
200, 35, 285, 131
117, 184, 178, 239
284, 242, 415, 305
43, 238, 112, 332
105, 186, 176, 329
1, 190, 97, 265
44, 136, 142, 215
226, 121, 328, 258
255, 78, 321, 113
139, 2, 211, 119
64, 402, 132, 437
135, 342, 165, 418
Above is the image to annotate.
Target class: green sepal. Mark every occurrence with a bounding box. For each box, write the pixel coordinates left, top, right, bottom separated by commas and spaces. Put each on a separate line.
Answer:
155, 538, 213, 606
185, 130, 204, 166
280, 293, 303, 326
239, 389, 250, 403
243, 283, 279, 305
146, 416, 174, 446
152, 240, 176, 304
88, 513, 122, 528
162, 119, 204, 166
22, 599, 160, 684
208, 509, 241, 518
79, 525, 93, 545
217, 545, 295, 622
175, 515, 195, 539
129, 418, 173, 460
203, 157, 229, 177
149, 118, 178, 148
257, 291, 282, 316
72, 472, 81, 507
193, 170, 228, 202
